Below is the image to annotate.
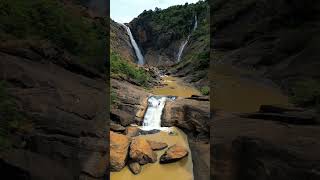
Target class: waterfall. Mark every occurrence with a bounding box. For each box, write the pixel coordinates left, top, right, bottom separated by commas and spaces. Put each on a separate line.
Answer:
177, 15, 198, 62
193, 15, 198, 30
121, 24, 144, 65
142, 96, 167, 130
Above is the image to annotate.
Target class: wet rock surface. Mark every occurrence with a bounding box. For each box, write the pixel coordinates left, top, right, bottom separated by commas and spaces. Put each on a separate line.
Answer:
139, 129, 161, 135
160, 144, 189, 164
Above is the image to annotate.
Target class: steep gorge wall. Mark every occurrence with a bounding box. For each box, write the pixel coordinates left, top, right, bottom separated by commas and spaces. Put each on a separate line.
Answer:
128, 0, 210, 87
110, 19, 136, 63
0, 1, 108, 179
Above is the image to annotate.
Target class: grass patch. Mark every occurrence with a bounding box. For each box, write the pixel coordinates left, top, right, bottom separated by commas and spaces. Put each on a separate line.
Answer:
200, 86, 210, 95
110, 51, 152, 88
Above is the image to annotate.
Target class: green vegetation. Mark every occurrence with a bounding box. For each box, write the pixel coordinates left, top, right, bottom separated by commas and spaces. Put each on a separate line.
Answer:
111, 89, 118, 107
0, 81, 31, 150
0, 0, 106, 71
195, 51, 210, 70
200, 86, 210, 95
290, 79, 320, 110
110, 51, 152, 87
138, 0, 208, 38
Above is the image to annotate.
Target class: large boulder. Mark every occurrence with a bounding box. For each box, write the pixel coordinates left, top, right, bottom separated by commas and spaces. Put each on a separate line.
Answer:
111, 79, 150, 125
110, 131, 131, 171
129, 138, 157, 165
162, 97, 210, 138
160, 145, 189, 164
110, 109, 134, 127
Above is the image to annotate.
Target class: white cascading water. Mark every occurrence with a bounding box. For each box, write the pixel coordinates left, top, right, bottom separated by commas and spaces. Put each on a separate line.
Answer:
177, 15, 198, 62
121, 24, 144, 65
142, 96, 167, 130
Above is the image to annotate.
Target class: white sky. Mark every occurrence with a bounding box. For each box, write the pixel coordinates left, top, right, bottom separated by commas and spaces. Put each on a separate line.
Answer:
111, 0, 200, 23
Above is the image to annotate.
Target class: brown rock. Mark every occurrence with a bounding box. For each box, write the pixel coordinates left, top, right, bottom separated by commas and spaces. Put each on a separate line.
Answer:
110, 109, 134, 127
125, 126, 140, 137
110, 122, 125, 132
162, 98, 210, 138
128, 162, 141, 175
110, 131, 130, 171
160, 145, 188, 164
130, 138, 157, 165
147, 140, 168, 151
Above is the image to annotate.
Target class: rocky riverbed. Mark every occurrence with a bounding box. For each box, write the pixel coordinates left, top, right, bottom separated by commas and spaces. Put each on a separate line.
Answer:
110, 127, 193, 180
110, 73, 210, 180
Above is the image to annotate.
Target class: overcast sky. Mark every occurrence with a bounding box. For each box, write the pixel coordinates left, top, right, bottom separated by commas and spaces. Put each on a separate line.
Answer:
111, 0, 200, 23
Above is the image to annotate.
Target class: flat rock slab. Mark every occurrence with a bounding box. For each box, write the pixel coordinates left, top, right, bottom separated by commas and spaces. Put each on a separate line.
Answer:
110, 131, 131, 171
160, 144, 188, 164
147, 140, 168, 151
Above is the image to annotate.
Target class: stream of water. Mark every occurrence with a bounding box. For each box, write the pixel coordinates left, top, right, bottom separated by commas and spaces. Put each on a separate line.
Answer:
177, 15, 198, 62
141, 96, 167, 130
121, 23, 144, 65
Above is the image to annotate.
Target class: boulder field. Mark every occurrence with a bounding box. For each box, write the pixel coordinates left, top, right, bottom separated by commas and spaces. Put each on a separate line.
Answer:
109, 130, 189, 175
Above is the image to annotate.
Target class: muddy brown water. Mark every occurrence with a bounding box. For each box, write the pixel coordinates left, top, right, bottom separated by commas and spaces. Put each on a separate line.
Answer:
151, 76, 201, 97
212, 64, 289, 112
110, 127, 193, 180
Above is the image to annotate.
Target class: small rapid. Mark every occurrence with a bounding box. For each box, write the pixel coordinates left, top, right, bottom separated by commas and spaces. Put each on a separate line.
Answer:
121, 23, 144, 65
142, 96, 167, 129
141, 95, 177, 131
177, 15, 198, 62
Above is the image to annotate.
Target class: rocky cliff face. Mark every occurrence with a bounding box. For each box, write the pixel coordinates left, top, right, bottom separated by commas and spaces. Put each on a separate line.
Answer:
0, 40, 108, 180
110, 19, 136, 63
0, 1, 108, 179
212, 0, 320, 93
